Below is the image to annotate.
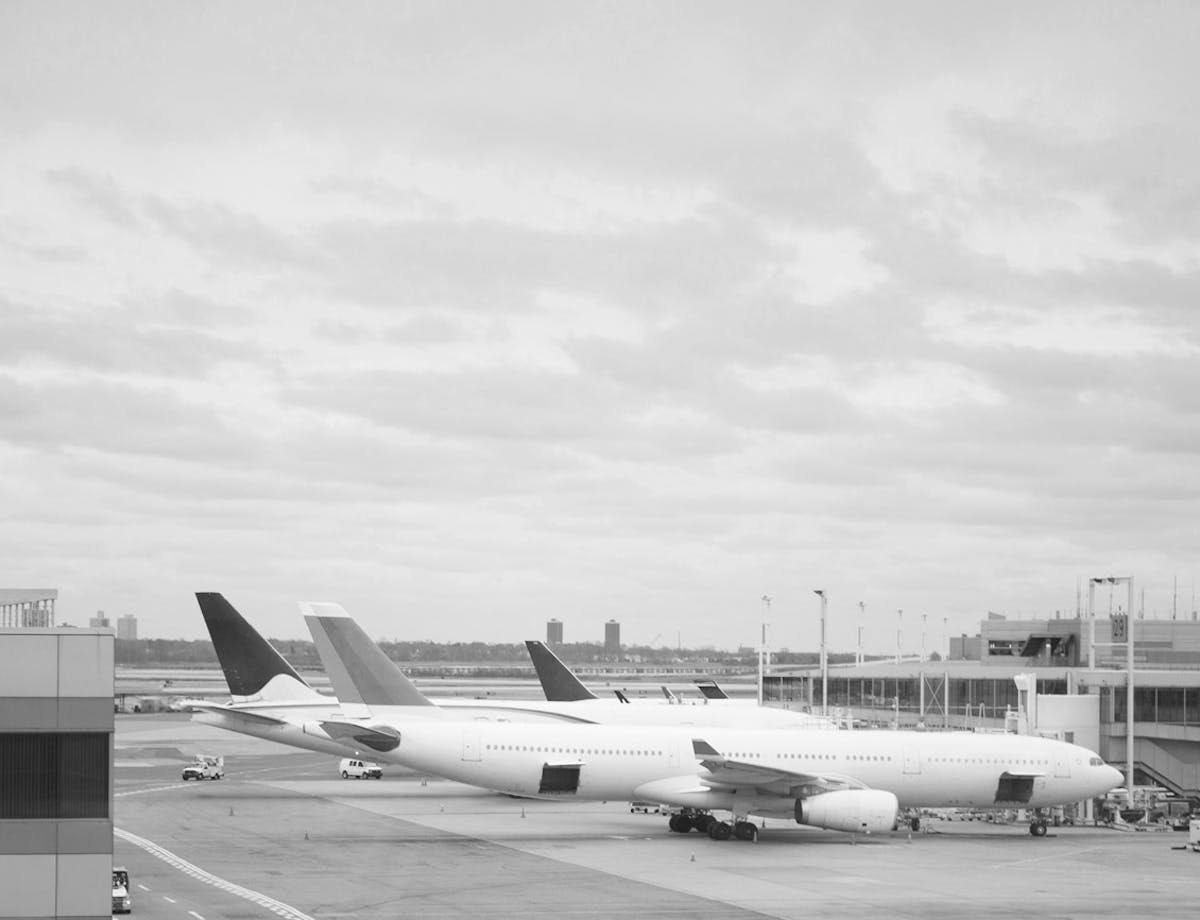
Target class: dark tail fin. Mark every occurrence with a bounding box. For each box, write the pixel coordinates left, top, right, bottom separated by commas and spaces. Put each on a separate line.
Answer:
524, 640, 598, 701
195, 592, 316, 700
695, 680, 729, 700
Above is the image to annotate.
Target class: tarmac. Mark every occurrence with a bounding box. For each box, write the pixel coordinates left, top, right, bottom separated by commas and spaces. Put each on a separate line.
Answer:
114, 714, 1199, 920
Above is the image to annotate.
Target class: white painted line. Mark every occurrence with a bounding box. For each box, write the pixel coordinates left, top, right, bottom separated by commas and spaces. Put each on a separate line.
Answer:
164, 896, 177, 903
115, 827, 315, 920
137, 884, 150, 891
188, 911, 205, 920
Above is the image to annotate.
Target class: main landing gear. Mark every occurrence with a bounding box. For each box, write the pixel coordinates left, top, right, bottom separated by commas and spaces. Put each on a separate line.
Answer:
1029, 809, 1049, 836
668, 810, 758, 841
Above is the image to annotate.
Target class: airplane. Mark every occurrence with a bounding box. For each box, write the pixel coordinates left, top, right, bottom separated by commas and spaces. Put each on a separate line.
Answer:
303, 603, 837, 730
306, 605, 1125, 840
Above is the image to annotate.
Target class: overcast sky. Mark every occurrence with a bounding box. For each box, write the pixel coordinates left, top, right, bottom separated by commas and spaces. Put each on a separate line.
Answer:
3, 2, 1198, 651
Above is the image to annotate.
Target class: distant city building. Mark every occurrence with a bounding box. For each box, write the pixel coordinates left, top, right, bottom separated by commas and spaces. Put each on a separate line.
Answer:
117, 614, 138, 640
604, 619, 620, 656
89, 611, 110, 629
0, 588, 57, 627
546, 618, 563, 645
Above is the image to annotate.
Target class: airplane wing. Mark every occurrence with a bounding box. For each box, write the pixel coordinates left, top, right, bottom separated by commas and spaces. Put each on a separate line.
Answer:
691, 739, 867, 795
189, 703, 291, 727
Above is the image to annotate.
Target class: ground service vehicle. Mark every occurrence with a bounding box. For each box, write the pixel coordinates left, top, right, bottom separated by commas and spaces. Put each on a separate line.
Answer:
181, 754, 225, 780
112, 867, 131, 913
340, 758, 382, 779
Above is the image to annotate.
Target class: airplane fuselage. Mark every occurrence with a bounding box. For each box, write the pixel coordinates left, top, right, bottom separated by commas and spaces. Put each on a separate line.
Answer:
364, 720, 1121, 819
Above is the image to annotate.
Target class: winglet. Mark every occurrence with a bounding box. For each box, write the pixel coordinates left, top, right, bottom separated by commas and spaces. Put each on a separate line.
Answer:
661, 685, 678, 703
195, 592, 317, 701
692, 739, 722, 757
613, 689, 630, 704
524, 640, 598, 701
301, 603, 435, 709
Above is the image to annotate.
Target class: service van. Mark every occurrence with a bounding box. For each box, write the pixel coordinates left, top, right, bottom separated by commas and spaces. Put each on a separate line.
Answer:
339, 758, 382, 779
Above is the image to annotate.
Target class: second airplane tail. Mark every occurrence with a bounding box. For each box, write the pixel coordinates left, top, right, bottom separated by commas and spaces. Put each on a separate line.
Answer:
302, 602, 436, 712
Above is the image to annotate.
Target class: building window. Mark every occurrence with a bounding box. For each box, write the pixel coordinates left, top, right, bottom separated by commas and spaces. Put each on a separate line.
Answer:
0, 733, 109, 819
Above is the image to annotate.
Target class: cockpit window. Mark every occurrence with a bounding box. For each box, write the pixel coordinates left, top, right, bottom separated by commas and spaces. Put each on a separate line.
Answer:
1089, 757, 1103, 766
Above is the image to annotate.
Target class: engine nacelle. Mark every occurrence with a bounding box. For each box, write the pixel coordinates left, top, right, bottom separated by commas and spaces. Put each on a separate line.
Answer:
794, 789, 899, 834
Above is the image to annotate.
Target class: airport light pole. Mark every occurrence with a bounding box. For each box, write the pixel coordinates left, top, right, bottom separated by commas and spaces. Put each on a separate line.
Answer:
856, 601, 864, 667
814, 590, 827, 716
759, 595, 771, 706
896, 609, 903, 664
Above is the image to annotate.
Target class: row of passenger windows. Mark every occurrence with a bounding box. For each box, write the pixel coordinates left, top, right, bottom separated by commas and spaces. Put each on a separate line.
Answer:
486, 745, 663, 756
927, 757, 1048, 765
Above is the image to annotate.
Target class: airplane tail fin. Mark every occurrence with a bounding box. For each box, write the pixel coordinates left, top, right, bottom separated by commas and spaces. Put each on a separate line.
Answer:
195, 592, 319, 702
695, 680, 729, 700
301, 602, 435, 713
524, 640, 598, 701
661, 685, 679, 703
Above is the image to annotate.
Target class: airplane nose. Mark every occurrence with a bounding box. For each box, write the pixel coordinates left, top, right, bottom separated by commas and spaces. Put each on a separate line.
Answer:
1104, 765, 1124, 788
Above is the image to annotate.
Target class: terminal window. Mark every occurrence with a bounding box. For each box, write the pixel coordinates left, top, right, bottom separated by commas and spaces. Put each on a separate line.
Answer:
0, 732, 109, 819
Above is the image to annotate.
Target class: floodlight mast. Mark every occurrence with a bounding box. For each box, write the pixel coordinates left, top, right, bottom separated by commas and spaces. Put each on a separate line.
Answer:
758, 595, 771, 706
814, 590, 827, 716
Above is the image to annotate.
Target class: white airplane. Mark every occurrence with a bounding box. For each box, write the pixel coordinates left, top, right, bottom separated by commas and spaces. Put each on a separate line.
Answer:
308, 605, 1124, 840
303, 603, 837, 731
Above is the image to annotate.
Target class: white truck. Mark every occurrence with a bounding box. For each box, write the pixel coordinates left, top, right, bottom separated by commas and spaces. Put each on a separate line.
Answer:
181, 754, 225, 781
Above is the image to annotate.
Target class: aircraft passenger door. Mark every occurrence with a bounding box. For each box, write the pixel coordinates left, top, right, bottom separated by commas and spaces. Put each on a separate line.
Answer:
462, 724, 481, 762
902, 745, 921, 775
1054, 751, 1070, 778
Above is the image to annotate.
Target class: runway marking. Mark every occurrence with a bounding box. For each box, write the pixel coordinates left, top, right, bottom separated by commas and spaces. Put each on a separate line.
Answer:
115, 827, 315, 920
990, 844, 1108, 869
137, 884, 150, 891
188, 911, 206, 920
116, 783, 192, 797
164, 896, 177, 903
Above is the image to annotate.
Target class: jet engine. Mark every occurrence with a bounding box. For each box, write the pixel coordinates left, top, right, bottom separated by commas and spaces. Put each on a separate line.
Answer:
794, 789, 899, 834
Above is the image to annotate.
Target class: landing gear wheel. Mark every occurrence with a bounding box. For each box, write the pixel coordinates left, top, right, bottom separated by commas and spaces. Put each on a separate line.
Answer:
733, 821, 758, 841
693, 813, 715, 834
707, 821, 733, 841
668, 814, 692, 833
910, 816, 920, 832
1030, 821, 1048, 837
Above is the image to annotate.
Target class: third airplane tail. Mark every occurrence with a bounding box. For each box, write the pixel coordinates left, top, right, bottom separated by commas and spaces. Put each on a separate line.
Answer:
524, 640, 598, 701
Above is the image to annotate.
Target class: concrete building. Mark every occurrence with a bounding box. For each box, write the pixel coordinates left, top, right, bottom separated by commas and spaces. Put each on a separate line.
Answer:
771, 612, 1200, 803
0, 589, 57, 628
0, 626, 114, 920
88, 611, 109, 630
546, 618, 562, 646
116, 614, 137, 641
604, 619, 620, 656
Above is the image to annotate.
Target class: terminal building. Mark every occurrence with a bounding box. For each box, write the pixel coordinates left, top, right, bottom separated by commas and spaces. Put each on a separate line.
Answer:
0, 589, 58, 628
769, 612, 1200, 805
0, 624, 114, 920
